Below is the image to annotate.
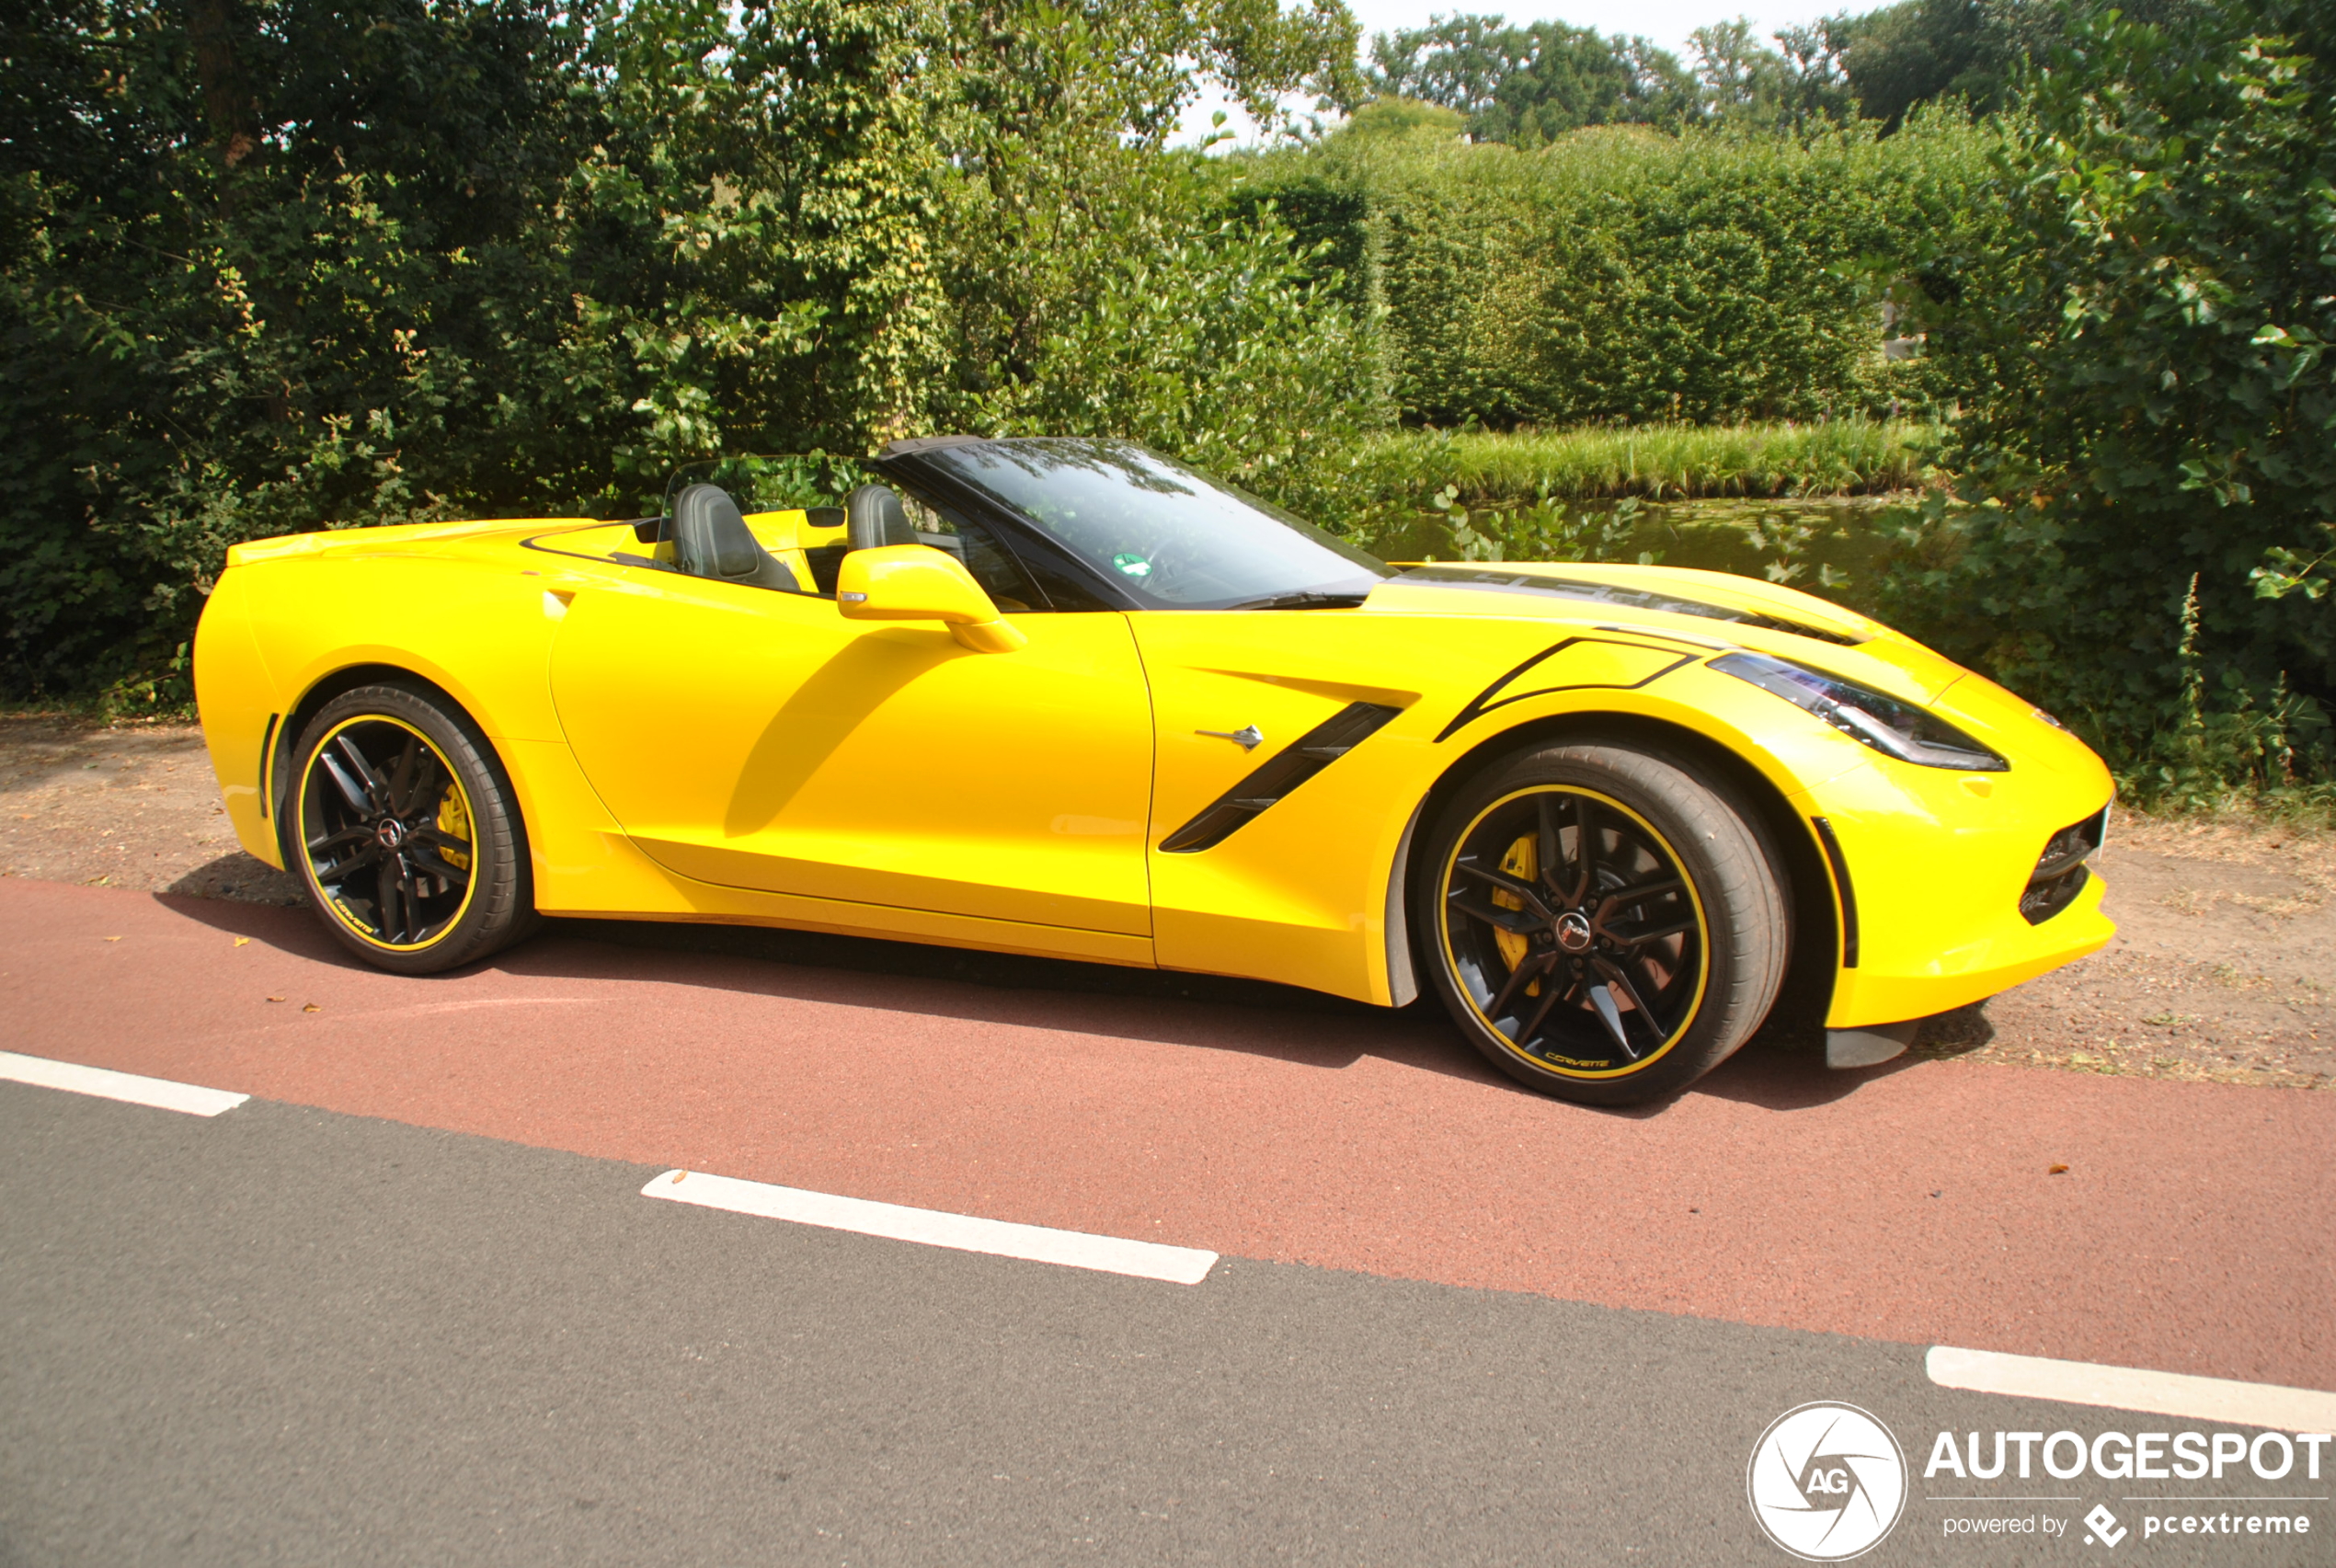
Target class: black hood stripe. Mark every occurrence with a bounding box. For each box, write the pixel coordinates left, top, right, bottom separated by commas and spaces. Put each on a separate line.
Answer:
1435, 636, 1697, 743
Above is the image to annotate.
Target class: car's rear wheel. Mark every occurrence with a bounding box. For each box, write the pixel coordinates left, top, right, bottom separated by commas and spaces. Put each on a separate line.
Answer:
1416, 738, 1789, 1105
285, 683, 538, 975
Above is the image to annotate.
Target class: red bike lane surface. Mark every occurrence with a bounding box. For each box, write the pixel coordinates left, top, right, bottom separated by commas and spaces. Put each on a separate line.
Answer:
6, 877, 2329, 1391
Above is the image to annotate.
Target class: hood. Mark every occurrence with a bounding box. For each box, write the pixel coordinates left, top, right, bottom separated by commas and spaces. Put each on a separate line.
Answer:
1363, 560, 1967, 705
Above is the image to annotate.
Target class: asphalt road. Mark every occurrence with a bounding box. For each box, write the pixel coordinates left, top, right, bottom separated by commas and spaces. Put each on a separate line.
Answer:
3, 878, 2331, 1565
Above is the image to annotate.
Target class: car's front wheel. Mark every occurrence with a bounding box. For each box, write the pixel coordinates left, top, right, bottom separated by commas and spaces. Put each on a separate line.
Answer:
284, 682, 539, 974
1416, 738, 1789, 1105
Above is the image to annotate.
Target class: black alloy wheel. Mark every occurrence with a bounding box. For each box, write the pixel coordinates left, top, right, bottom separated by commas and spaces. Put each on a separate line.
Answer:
1419, 739, 1789, 1104
286, 683, 538, 974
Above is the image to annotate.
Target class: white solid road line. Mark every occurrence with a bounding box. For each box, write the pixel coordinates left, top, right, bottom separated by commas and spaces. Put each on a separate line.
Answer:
0, 1050, 248, 1117
644, 1169, 1219, 1285
1929, 1345, 2336, 1434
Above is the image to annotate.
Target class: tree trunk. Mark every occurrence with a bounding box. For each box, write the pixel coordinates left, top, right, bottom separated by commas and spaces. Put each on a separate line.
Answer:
185, 0, 259, 166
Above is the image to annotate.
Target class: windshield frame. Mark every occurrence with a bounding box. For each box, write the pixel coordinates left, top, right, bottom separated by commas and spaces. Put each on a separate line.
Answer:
876, 437, 1391, 612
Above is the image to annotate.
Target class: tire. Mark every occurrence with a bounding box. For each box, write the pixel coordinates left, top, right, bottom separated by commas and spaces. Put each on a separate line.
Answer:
1414, 738, 1790, 1105
282, 682, 540, 975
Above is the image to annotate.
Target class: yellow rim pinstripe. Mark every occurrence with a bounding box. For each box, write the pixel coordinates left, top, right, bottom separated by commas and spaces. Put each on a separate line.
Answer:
1437, 784, 1711, 1080
295, 714, 480, 953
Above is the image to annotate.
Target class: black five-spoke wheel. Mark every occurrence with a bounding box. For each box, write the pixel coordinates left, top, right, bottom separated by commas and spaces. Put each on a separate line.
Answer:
285, 683, 539, 973
300, 715, 478, 949
1418, 739, 1790, 1104
1443, 785, 1707, 1074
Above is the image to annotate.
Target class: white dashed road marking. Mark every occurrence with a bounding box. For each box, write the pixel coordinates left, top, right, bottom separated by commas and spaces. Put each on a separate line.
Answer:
1929, 1345, 2336, 1435
644, 1169, 1219, 1284
0, 1050, 248, 1117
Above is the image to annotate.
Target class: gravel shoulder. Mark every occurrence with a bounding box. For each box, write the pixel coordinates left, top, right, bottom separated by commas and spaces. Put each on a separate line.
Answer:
0, 715, 301, 905
5, 714, 2327, 1091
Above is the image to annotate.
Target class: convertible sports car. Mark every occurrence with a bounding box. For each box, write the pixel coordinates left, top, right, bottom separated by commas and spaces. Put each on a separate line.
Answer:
194, 435, 2114, 1104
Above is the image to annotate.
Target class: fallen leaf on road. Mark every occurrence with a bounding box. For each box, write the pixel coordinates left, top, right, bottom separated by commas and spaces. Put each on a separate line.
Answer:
266, 995, 285, 1002
301, 1002, 320, 1013
2048, 1163, 2069, 1174
234, 936, 251, 947
672, 1170, 688, 1184
104, 935, 121, 942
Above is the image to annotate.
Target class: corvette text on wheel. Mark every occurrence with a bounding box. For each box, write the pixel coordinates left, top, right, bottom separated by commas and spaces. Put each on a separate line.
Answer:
196, 437, 2114, 1104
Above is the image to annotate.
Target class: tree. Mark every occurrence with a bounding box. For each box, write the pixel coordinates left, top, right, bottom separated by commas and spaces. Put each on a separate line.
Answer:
1822, 0, 2063, 126
1687, 17, 1856, 130
1365, 12, 1694, 143
1824, 0, 2220, 130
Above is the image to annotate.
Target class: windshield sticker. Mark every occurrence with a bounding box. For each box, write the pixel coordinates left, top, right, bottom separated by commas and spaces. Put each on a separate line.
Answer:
1112, 552, 1153, 579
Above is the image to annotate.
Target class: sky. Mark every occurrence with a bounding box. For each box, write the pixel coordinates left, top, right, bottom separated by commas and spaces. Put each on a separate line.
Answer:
1175, 0, 1862, 146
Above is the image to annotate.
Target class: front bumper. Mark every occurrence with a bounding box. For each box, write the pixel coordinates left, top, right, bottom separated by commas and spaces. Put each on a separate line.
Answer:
1796, 755, 2115, 1032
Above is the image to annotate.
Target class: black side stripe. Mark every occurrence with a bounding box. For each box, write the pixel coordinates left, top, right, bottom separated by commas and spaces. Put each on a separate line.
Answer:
257, 713, 281, 819
1160, 703, 1403, 853
1810, 815, 1859, 969
1434, 635, 1697, 742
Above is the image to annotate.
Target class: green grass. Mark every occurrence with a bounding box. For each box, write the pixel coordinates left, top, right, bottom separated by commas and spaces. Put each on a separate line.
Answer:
1345, 418, 1939, 506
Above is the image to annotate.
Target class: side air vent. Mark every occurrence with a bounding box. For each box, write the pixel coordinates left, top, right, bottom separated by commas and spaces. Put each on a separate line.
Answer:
1160, 703, 1403, 853
2020, 806, 2109, 925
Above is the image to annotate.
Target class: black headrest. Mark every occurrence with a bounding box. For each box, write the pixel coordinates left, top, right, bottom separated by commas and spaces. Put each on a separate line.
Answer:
845, 484, 917, 551
670, 483, 798, 592
671, 484, 758, 578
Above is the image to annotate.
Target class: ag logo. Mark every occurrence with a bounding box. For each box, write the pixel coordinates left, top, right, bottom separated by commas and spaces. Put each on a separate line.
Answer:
1746, 1402, 1908, 1561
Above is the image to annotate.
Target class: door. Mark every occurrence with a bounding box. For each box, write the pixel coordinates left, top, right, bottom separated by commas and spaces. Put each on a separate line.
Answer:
547, 551, 1154, 938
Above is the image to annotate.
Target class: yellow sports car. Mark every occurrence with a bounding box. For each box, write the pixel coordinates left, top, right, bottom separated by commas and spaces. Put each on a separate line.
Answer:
194, 436, 2113, 1104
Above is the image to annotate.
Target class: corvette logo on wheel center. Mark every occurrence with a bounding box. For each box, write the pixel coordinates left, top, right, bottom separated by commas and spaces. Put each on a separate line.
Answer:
1747, 1402, 1907, 1560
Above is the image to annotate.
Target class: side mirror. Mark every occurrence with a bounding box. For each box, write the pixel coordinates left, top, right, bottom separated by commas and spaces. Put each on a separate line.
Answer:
836, 544, 1027, 654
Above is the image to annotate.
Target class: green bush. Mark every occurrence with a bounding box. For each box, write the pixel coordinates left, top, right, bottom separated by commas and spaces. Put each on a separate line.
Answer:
1878, 0, 2336, 790
0, 0, 1368, 700
0, 0, 610, 699
953, 174, 1391, 527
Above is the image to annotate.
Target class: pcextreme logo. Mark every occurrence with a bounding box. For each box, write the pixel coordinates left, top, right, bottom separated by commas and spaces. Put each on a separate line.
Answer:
1748, 1402, 1910, 1561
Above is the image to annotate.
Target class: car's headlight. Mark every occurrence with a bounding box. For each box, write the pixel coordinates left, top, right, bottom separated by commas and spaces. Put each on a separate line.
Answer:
1710, 652, 2010, 773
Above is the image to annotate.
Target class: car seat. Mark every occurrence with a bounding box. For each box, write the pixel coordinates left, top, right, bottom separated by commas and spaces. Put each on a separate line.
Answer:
844, 484, 918, 552
670, 483, 801, 592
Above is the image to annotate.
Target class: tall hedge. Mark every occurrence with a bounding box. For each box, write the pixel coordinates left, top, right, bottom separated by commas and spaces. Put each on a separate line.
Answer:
1242, 111, 2006, 429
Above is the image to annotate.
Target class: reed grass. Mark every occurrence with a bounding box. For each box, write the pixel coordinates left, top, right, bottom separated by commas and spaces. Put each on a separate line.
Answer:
1345, 418, 1939, 505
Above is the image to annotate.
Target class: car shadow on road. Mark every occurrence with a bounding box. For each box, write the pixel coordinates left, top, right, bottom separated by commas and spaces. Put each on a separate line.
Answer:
152, 890, 1928, 1112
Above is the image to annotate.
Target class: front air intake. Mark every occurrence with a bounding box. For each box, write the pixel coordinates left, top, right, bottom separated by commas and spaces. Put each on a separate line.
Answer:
2019, 806, 2108, 925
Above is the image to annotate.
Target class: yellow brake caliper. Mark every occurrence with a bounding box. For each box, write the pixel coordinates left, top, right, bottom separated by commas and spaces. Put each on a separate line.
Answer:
1494, 833, 1538, 992
435, 784, 473, 873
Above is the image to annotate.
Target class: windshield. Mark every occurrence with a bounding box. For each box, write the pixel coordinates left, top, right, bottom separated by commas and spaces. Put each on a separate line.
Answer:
914, 438, 1391, 610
